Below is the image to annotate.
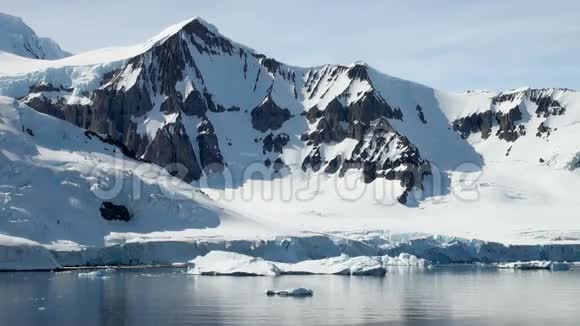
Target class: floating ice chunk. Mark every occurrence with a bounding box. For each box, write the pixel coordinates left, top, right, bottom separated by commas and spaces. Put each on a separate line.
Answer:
382, 253, 429, 267
187, 251, 281, 276
282, 254, 386, 276
188, 251, 388, 276
551, 262, 571, 271
77, 270, 104, 278
100, 276, 112, 280
265, 288, 313, 297
498, 261, 571, 270
187, 251, 434, 277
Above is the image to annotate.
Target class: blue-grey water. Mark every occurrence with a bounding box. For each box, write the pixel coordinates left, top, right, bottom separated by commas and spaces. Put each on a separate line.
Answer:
1, 267, 579, 325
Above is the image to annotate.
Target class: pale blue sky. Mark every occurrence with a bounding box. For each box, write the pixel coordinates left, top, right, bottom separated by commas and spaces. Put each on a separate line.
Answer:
3, 0, 580, 91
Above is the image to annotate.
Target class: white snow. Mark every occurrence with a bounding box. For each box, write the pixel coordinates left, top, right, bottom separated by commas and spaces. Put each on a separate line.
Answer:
0, 13, 70, 60
0, 17, 212, 76
0, 96, 254, 250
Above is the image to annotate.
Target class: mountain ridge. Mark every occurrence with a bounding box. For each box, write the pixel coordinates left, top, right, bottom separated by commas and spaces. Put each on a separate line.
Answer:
0, 16, 578, 206
0, 12, 70, 60
0, 16, 579, 267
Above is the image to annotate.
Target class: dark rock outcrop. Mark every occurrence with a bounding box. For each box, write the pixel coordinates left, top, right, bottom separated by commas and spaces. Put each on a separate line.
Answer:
196, 119, 225, 173
416, 105, 427, 124
100, 202, 132, 222
567, 153, 580, 171
495, 106, 525, 142
29, 82, 72, 93
452, 89, 569, 143
324, 155, 342, 174
536, 122, 552, 138
452, 110, 493, 139
84, 131, 140, 161
24, 95, 66, 120
262, 133, 290, 154
302, 147, 323, 172
143, 120, 202, 181
251, 96, 292, 132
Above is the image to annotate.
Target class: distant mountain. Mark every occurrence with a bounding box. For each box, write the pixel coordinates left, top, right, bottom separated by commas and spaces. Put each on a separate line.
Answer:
2, 17, 578, 203
0, 12, 70, 59
0, 17, 579, 258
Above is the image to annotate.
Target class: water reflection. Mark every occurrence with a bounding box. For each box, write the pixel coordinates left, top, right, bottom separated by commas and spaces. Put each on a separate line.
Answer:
0, 267, 579, 326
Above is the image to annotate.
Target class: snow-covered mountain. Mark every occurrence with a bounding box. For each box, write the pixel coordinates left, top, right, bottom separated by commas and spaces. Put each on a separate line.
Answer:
0, 17, 579, 269
0, 12, 70, 59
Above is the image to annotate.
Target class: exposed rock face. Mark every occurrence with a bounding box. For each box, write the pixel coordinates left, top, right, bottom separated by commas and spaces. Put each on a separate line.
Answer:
197, 119, 224, 173
143, 121, 202, 181
348, 91, 403, 122
299, 83, 429, 203
338, 120, 430, 189
492, 88, 567, 119
29, 82, 72, 93
251, 96, 292, 132
100, 202, 132, 222
263, 133, 290, 154
303, 92, 402, 146
494, 106, 525, 142
568, 153, 580, 171
84, 131, 139, 161
451, 88, 569, 143
23, 95, 66, 120
416, 105, 427, 124
302, 147, 323, 172
453, 111, 493, 139
324, 155, 342, 174
536, 122, 552, 138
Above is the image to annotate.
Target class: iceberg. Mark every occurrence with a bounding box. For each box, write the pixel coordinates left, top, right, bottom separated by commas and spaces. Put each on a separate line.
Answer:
497, 261, 571, 271
77, 270, 105, 278
265, 288, 313, 297
382, 253, 429, 267
186, 251, 429, 276
187, 251, 282, 276
280, 254, 386, 276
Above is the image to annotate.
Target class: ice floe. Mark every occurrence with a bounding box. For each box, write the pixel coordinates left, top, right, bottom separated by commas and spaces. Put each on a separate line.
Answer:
187, 251, 282, 276
187, 251, 429, 276
279, 254, 386, 276
497, 261, 571, 271
266, 288, 313, 297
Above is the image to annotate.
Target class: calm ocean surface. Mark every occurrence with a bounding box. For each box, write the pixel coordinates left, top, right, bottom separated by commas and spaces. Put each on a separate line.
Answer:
1, 267, 579, 325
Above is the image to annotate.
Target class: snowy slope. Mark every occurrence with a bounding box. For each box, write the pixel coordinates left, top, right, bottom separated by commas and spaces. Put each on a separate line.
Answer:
0, 17, 579, 269
0, 96, 296, 249
0, 13, 70, 60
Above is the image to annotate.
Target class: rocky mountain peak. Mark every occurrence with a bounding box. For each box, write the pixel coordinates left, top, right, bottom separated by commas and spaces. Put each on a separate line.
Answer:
5, 18, 580, 206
